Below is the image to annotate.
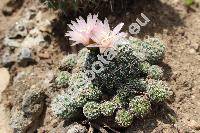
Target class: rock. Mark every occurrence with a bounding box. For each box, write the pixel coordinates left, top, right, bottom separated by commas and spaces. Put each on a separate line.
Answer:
18, 47, 35, 67
189, 48, 196, 54
10, 110, 33, 133
3, 9, 37, 47
3, 37, 22, 47
2, 0, 23, 16
37, 19, 52, 33
42, 71, 55, 88
191, 43, 199, 51
24, 9, 37, 20
7, 23, 28, 39
66, 123, 88, 133
2, 7, 55, 68
38, 52, 50, 59
3, 9, 51, 49
1, 51, 16, 67
21, 28, 49, 49
0, 68, 10, 99
22, 89, 46, 117
0, 68, 13, 133
51, 122, 88, 133
3, 19, 28, 48
0, 105, 13, 133
10, 89, 46, 133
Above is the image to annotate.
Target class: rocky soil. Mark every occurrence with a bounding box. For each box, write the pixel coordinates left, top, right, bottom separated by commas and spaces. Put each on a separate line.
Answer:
0, 0, 200, 132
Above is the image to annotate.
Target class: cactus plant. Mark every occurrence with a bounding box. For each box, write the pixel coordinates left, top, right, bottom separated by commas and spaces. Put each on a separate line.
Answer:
59, 54, 77, 71
83, 101, 101, 119
129, 96, 151, 117
148, 65, 163, 80
100, 101, 117, 116
51, 94, 77, 118
115, 109, 134, 127
55, 71, 71, 86
147, 80, 169, 102
51, 14, 171, 128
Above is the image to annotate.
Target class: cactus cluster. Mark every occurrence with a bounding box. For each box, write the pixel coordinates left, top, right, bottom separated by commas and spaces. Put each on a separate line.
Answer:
51, 37, 170, 127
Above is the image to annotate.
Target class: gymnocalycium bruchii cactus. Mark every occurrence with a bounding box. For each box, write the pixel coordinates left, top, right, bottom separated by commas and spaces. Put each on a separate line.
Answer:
51, 14, 171, 127
55, 71, 71, 87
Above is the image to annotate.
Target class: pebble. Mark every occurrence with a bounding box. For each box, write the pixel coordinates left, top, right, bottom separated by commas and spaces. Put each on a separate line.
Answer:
1, 51, 16, 67
2, 0, 23, 16
18, 47, 35, 66
190, 43, 199, 51
189, 48, 196, 54
38, 52, 50, 59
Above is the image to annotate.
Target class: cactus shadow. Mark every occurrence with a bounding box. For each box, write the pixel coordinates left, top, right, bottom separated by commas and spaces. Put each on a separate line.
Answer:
125, 103, 177, 133
160, 62, 173, 81
154, 103, 177, 124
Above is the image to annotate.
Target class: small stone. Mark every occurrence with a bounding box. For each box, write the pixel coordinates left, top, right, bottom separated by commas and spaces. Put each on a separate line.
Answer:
2, 0, 23, 16
191, 43, 199, 51
21, 28, 49, 49
65, 123, 87, 133
7, 23, 28, 39
38, 52, 50, 59
17, 47, 35, 67
10, 89, 46, 132
3, 37, 21, 47
0, 104, 13, 133
189, 48, 196, 54
24, 9, 36, 20
37, 20, 52, 33
43, 71, 55, 88
1, 51, 16, 67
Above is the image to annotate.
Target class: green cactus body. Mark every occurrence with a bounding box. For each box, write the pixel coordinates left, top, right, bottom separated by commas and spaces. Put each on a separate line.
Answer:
55, 71, 71, 86
51, 94, 77, 118
83, 101, 101, 119
147, 80, 169, 102
129, 96, 151, 117
84, 84, 102, 101
130, 38, 165, 64
100, 101, 117, 116
142, 38, 165, 64
85, 41, 142, 92
112, 95, 126, 109
139, 61, 151, 74
59, 54, 77, 71
119, 78, 148, 92
148, 65, 164, 80
115, 109, 134, 127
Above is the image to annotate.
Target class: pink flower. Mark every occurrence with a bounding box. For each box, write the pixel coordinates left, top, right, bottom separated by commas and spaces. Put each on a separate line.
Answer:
65, 14, 98, 46
66, 14, 127, 53
90, 18, 127, 53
